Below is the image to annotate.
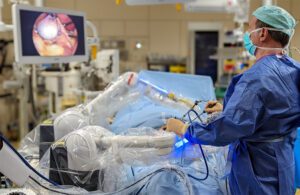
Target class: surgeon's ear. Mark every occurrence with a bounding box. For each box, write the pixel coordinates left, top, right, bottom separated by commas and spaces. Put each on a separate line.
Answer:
259, 28, 268, 42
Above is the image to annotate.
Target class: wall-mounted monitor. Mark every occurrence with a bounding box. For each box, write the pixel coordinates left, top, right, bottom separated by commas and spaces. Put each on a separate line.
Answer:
13, 4, 88, 64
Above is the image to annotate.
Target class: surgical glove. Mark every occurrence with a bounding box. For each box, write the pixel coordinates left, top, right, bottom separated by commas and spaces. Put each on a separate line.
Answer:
166, 118, 189, 136
205, 100, 223, 114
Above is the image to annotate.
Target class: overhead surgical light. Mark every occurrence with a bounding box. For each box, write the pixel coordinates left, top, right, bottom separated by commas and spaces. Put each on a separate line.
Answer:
185, 0, 249, 23
126, 0, 195, 5
185, 0, 238, 12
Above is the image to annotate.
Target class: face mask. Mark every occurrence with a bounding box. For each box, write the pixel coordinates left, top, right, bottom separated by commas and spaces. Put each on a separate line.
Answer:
243, 27, 295, 56
243, 32, 256, 55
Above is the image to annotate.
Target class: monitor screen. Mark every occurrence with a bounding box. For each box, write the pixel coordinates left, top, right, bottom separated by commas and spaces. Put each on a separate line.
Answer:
13, 4, 88, 64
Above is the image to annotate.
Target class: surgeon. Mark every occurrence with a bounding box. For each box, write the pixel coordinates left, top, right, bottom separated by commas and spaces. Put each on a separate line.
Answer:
166, 5, 300, 195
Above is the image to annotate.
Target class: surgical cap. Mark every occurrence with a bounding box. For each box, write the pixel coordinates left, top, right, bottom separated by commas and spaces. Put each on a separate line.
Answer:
253, 5, 296, 36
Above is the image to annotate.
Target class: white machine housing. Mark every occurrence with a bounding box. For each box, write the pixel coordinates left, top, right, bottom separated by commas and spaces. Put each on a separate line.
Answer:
95, 49, 120, 84
41, 70, 81, 114
0, 140, 30, 186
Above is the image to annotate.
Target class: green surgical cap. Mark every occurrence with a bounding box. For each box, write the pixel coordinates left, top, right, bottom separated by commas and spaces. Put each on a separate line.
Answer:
253, 5, 296, 36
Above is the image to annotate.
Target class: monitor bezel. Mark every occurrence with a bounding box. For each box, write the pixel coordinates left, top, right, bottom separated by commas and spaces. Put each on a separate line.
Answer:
13, 4, 88, 64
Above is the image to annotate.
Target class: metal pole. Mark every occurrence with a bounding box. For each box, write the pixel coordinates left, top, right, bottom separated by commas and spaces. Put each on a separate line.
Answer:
263, 0, 272, 5
18, 64, 29, 139
34, 0, 43, 7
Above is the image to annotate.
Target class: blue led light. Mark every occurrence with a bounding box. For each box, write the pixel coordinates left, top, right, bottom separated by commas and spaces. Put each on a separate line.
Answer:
175, 138, 189, 148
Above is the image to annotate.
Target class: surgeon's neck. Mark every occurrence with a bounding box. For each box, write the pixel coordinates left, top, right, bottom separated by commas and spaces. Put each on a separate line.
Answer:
255, 49, 283, 61
255, 42, 284, 61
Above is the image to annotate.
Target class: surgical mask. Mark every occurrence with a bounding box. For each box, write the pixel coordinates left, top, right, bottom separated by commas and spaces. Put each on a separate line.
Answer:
243, 32, 256, 56
243, 27, 295, 56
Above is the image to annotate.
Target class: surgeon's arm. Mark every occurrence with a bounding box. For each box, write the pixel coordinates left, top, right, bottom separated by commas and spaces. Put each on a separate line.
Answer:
184, 81, 263, 146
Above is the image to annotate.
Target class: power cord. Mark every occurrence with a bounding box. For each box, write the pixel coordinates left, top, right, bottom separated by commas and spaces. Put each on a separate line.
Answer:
29, 176, 69, 195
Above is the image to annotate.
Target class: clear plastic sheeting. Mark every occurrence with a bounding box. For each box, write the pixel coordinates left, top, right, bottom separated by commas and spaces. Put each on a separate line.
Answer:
18, 71, 229, 195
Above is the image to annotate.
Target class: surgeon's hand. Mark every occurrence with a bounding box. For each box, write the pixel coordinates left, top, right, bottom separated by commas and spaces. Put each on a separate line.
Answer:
205, 101, 223, 114
165, 118, 189, 136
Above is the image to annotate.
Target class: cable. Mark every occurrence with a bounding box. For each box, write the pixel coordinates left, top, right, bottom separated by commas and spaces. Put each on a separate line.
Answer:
101, 166, 192, 195
187, 144, 209, 181
29, 176, 69, 195
225, 177, 229, 195
182, 100, 208, 121
180, 101, 210, 181
30, 166, 192, 195
0, 135, 60, 187
178, 120, 209, 181
187, 108, 204, 123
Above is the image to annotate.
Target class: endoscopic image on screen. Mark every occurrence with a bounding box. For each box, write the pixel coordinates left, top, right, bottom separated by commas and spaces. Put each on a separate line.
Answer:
32, 13, 78, 57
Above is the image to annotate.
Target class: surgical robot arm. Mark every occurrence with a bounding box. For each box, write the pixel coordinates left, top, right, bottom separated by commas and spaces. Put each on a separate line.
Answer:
53, 72, 140, 140
53, 72, 191, 140
64, 126, 176, 172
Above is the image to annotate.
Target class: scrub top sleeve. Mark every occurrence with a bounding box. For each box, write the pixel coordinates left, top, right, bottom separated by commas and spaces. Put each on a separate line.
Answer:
184, 81, 264, 146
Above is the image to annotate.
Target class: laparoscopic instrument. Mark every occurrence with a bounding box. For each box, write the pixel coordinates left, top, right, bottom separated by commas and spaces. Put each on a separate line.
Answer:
138, 78, 195, 108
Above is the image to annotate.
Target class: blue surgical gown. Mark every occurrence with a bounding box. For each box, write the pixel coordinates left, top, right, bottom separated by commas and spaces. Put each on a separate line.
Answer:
184, 54, 300, 194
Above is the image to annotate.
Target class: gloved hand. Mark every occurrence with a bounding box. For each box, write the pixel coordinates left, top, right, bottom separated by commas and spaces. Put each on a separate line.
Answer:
205, 100, 223, 114
165, 118, 189, 136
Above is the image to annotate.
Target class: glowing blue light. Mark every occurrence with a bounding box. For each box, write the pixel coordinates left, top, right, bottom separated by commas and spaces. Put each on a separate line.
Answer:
138, 78, 169, 96
175, 138, 189, 148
